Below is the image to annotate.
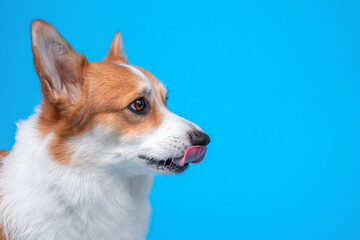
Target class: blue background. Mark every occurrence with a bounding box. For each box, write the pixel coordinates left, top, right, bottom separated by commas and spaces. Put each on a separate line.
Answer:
1, 0, 360, 239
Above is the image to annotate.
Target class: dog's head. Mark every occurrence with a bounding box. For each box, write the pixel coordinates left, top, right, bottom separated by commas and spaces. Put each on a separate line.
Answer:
31, 20, 210, 175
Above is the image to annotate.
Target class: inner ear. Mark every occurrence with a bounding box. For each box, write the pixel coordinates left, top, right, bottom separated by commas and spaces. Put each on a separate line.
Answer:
103, 32, 128, 63
31, 20, 87, 103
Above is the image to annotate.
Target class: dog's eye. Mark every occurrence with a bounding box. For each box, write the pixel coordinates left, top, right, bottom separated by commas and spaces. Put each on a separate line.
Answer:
128, 98, 147, 114
134, 99, 145, 111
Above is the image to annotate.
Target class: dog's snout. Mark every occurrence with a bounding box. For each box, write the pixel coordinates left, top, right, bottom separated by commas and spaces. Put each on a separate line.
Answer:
188, 130, 210, 146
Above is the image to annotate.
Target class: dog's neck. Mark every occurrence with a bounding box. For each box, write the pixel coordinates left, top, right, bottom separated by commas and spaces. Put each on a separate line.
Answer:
0, 113, 153, 240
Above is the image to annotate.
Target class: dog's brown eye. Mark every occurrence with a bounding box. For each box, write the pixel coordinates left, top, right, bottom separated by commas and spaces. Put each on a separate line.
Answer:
128, 97, 147, 114
134, 99, 145, 111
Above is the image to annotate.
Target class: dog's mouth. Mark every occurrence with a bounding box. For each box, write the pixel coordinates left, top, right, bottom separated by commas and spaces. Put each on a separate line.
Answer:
139, 146, 207, 174
138, 155, 189, 173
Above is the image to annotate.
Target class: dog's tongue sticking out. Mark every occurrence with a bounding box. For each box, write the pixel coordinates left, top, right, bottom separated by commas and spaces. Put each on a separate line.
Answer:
172, 146, 207, 166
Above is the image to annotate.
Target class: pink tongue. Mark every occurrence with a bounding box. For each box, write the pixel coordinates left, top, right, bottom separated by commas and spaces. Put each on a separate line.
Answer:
172, 146, 207, 166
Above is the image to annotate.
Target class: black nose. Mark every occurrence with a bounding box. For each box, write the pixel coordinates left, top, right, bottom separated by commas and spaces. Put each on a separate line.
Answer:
188, 130, 211, 146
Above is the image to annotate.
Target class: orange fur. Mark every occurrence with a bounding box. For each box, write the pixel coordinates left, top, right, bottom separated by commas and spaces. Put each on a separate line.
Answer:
8, 20, 168, 165
0, 20, 209, 240
0, 229, 6, 240
134, 66, 168, 106
103, 32, 128, 63
36, 60, 166, 163
0, 150, 9, 160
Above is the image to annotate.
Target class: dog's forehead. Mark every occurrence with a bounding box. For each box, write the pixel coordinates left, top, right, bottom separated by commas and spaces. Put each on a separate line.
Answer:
115, 63, 153, 91
132, 65, 168, 102
85, 61, 166, 100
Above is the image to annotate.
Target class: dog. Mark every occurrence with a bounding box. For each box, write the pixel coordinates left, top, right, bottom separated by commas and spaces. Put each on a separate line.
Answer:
0, 20, 210, 240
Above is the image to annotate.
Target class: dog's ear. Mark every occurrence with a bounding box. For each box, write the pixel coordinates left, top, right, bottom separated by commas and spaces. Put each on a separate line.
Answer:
31, 20, 88, 104
103, 32, 128, 63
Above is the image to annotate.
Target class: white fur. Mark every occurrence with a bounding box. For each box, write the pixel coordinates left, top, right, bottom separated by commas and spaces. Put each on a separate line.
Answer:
0, 45, 206, 238
1, 20, 208, 239
0, 100, 204, 239
0, 112, 152, 240
115, 63, 151, 86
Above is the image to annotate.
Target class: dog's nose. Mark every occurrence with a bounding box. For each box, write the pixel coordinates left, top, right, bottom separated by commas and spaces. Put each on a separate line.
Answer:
188, 130, 211, 146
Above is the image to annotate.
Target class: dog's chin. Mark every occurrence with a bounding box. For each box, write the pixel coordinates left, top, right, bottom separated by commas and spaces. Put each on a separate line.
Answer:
139, 155, 189, 175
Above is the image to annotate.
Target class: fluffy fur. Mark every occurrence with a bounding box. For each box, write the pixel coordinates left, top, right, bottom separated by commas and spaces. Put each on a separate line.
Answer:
0, 20, 209, 240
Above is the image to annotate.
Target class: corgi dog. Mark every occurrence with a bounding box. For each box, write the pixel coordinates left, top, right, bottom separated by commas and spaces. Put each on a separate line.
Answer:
0, 20, 210, 240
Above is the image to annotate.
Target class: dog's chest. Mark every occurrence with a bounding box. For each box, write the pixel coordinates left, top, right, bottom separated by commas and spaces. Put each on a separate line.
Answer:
0, 159, 151, 240
40, 196, 150, 240
0, 115, 153, 240
2, 180, 151, 240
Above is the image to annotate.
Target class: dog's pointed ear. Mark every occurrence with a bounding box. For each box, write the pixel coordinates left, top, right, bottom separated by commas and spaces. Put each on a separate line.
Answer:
103, 32, 128, 63
31, 20, 88, 103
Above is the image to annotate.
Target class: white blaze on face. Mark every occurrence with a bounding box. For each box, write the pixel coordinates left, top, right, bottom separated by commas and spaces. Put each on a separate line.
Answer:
115, 63, 153, 91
